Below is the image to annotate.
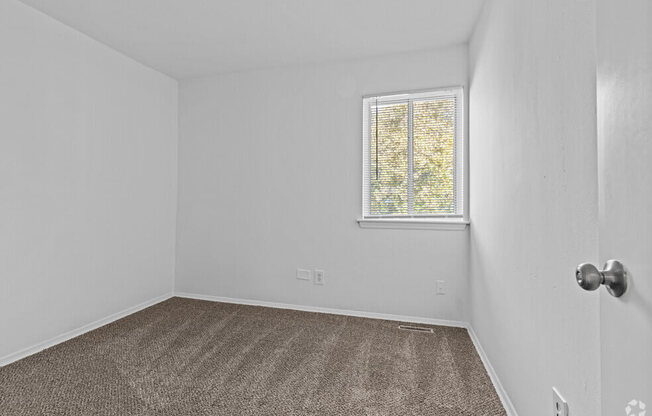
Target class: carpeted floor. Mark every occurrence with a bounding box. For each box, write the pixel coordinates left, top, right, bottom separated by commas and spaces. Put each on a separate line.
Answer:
0, 297, 506, 415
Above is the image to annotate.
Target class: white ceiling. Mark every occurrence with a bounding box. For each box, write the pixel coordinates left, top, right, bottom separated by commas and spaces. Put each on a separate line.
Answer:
19, 0, 485, 80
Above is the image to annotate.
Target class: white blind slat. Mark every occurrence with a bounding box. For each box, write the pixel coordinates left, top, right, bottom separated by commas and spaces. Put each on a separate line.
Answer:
362, 87, 464, 218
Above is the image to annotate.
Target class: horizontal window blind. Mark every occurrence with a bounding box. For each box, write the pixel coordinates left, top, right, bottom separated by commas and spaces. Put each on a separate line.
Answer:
362, 88, 464, 218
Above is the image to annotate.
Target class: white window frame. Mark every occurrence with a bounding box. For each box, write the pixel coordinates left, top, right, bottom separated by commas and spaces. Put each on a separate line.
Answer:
357, 87, 468, 230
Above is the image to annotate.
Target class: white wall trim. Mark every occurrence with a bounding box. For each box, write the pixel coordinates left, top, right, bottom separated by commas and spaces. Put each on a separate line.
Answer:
175, 292, 467, 328
357, 218, 469, 230
0, 292, 173, 367
467, 326, 518, 416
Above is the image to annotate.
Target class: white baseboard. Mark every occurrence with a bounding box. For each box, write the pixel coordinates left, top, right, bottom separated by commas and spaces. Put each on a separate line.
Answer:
174, 291, 467, 328
467, 326, 518, 416
0, 292, 173, 367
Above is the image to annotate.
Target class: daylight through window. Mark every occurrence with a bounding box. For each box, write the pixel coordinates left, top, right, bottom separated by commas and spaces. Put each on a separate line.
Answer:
362, 88, 464, 218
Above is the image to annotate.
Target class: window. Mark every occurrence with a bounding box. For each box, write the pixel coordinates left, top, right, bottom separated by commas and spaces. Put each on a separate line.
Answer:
360, 87, 465, 229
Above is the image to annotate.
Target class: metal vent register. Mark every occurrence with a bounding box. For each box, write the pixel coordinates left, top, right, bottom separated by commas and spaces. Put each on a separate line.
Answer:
397, 325, 434, 333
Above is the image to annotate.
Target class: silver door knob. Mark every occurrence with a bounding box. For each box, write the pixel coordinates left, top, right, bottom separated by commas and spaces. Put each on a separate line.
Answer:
575, 259, 628, 297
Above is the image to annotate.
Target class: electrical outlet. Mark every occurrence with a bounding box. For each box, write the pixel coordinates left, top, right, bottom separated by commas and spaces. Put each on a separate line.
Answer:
296, 268, 312, 281
552, 387, 569, 416
314, 269, 325, 285
436, 280, 446, 295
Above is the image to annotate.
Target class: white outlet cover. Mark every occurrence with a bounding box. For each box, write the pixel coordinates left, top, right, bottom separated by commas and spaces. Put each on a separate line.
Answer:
314, 269, 325, 285
296, 268, 312, 281
552, 387, 569, 416
436, 280, 446, 295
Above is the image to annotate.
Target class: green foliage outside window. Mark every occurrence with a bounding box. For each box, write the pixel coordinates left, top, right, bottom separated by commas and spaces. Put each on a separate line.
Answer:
370, 97, 456, 216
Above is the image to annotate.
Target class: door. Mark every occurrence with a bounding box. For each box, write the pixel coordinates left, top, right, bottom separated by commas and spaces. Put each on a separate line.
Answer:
597, 0, 652, 414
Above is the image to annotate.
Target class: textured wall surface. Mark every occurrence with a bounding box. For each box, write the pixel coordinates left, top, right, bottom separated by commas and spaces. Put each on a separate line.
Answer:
468, 0, 600, 414
0, 0, 178, 359
177, 47, 470, 322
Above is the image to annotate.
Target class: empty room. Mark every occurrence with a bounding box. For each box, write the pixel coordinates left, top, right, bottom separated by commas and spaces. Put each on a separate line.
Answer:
1, 0, 650, 415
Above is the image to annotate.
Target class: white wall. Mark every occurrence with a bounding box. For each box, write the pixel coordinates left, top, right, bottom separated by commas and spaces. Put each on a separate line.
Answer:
177, 46, 469, 322
596, 0, 652, 411
468, 1, 600, 415
0, 0, 178, 359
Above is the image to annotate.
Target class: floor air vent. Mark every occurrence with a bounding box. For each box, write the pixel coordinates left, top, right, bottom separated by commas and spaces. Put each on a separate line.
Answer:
398, 325, 434, 333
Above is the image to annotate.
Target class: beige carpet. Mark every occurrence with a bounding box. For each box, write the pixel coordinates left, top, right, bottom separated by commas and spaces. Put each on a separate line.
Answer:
0, 297, 506, 415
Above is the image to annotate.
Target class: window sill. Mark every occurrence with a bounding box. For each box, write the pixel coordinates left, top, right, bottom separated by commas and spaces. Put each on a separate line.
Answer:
356, 218, 469, 231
